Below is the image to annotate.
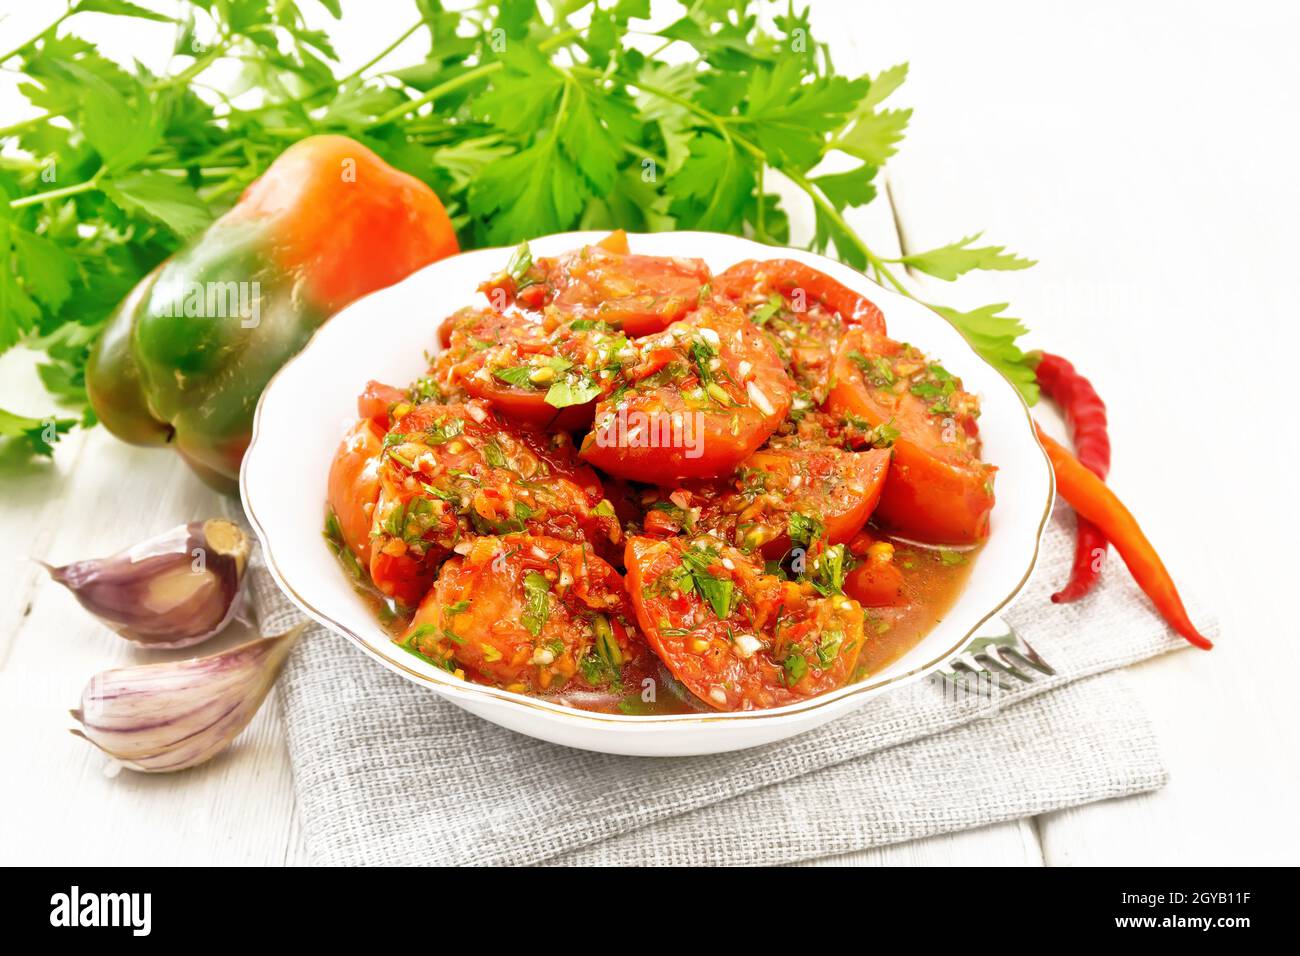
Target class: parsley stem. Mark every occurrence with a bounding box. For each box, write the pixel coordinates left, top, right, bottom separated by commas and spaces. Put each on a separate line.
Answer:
0, 7, 73, 66
241, 19, 426, 119
619, 141, 666, 168
780, 167, 913, 297
370, 27, 582, 128
151, 38, 232, 91
0, 114, 46, 140
8, 167, 103, 209
371, 61, 502, 127
344, 19, 425, 82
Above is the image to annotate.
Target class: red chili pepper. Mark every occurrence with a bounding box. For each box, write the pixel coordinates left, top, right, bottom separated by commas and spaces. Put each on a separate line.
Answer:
1035, 424, 1211, 649
1034, 352, 1111, 602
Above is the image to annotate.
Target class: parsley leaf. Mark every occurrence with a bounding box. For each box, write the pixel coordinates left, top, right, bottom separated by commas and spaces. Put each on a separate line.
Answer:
896, 233, 1036, 281
931, 303, 1040, 404
787, 512, 826, 551
0, 407, 76, 457
545, 377, 601, 409
836, 108, 912, 165
679, 547, 736, 620
522, 570, 551, 637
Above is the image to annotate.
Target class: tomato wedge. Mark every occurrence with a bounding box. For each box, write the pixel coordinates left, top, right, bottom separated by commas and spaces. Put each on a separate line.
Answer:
401, 534, 641, 694
431, 307, 630, 431
368, 401, 618, 605
624, 535, 866, 711
714, 260, 886, 409
326, 417, 385, 566
640, 446, 891, 559
483, 234, 711, 337
580, 300, 795, 482
826, 327, 995, 544
356, 380, 410, 429
715, 259, 886, 335
844, 531, 906, 607
550, 248, 710, 336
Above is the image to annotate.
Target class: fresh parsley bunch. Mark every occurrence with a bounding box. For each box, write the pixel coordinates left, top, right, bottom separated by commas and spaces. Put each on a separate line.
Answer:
0, 0, 1037, 459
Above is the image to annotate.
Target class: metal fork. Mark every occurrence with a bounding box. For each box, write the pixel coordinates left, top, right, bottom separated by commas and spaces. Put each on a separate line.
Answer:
931, 616, 1056, 697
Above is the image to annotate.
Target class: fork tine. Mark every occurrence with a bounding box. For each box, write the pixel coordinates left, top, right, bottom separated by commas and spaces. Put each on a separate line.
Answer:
982, 648, 1035, 684
1002, 639, 1056, 676
955, 654, 1017, 693
970, 652, 1023, 690
931, 662, 990, 700
931, 615, 1057, 702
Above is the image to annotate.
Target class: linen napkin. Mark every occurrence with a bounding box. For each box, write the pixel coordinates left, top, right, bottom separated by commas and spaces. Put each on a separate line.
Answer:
250, 506, 1214, 866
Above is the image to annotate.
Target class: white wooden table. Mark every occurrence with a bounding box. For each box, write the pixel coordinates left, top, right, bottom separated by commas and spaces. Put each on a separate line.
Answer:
2, 0, 1297, 865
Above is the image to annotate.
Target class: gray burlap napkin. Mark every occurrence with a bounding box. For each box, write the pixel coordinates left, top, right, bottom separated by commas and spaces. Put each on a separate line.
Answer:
250, 506, 1214, 866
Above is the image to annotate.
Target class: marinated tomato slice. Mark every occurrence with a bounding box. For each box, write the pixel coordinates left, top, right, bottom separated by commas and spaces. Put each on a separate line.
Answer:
625, 536, 866, 711
400, 534, 641, 694
481, 234, 711, 337
580, 300, 795, 482
826, 327, 995, 544
368, 401, 620, 605
431, 307, 631, 431
715, 259, 886, 334
715, 261, 884, 411
640, 446, 891, 559
327, 417, 385, 567
356, 380, 408, 429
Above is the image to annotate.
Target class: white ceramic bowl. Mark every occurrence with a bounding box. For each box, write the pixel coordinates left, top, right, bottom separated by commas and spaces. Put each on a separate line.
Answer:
241, 231, 1054, 756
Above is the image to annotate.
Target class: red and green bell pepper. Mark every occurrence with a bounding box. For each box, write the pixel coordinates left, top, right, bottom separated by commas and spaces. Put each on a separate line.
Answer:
86, 135, 458, 490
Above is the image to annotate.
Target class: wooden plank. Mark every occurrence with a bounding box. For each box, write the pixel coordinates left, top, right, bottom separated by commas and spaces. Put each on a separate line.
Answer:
0, 345, 298, 864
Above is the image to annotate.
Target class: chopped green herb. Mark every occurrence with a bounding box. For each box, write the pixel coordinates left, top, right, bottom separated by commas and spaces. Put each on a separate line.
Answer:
506, 242, 535, 287
873, 420, 901, 447
810, 543, 850, 596
569, 318, 614, 332
425, 417, 465, 445
481, 438, 509, 469
750, 294, 785, 326
545, 376, 602, 409
679, 546, 736, 620
783, 649, 808, 683
592, 614, 623, 668
398, 639, 455, 672
493, 366, 539, 390
689, 337, 718, 386
816, 630, 845, 668
788, 511, 826, 551
522, 570, 551, 637
323, 509, 364, 581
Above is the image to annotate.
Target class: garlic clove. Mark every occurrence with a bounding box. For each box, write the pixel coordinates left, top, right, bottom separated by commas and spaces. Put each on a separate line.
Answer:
44, 519, 252, 649
70, 623, 306, 773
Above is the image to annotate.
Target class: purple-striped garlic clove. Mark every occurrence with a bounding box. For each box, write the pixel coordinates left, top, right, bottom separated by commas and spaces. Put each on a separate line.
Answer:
70, 623, 306, 773
44, 519, 252, 649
